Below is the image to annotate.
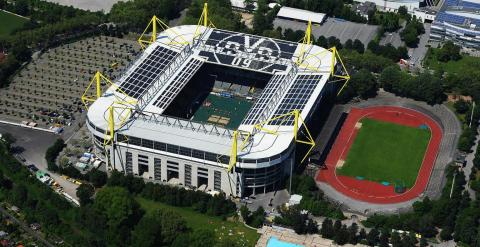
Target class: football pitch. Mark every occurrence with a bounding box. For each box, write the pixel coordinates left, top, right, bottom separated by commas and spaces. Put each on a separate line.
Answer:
0, 10, 28, 38
337, 118, 431, 188
192, 94, 252, 129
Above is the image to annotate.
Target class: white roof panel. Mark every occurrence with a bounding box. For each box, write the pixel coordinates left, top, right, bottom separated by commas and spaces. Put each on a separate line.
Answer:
277, 6, 326, 24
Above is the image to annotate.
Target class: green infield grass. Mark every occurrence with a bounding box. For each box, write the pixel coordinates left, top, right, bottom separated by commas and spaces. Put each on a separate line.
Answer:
192, 94, 252, 129
337, 118, 431, 188
0, 10, 28, 38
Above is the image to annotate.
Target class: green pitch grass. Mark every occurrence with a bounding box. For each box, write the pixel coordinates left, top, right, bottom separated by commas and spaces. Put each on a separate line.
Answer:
192, 94, 252, 129
337, 118, 431, 188
0, 10, 28, 38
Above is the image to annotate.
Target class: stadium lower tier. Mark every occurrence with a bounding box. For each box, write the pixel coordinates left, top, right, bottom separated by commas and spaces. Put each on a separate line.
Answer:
101, 141, 293, 197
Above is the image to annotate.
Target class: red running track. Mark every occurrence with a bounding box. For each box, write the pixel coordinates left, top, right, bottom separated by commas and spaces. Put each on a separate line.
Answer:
316, 106, 442, 204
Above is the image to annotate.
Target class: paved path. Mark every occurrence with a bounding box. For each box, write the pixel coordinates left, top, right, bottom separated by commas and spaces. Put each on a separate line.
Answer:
463, 127, 479, 199
0, 206, 54, 247
410, 23, 431, 70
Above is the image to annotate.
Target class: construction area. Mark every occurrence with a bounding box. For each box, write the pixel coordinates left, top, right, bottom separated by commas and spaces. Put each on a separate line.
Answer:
0, 36, 141, 130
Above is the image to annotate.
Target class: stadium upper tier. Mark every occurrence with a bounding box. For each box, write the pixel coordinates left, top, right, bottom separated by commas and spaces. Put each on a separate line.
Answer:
86, 25, 335, 167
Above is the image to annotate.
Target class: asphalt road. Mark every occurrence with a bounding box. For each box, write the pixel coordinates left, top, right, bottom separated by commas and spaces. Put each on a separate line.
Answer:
0, 123, 80, 200
0, 206, 54, 247
409, 23, 431, 69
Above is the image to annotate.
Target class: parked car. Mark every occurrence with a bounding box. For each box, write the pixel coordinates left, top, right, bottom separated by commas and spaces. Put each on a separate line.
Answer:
27, 164, 39, 172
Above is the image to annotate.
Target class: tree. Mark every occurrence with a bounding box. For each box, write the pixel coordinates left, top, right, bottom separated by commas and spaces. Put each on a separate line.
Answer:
93, 187, 144, 246
321, 218, 334, 238
1, 133, 16, 150
353, 39, 365, 53
366, 228, 380, 246
316, 36, 328, 48
240, 205, 250, 222
398, 6, 408, 17
88, 169, 108, 188
131, 208, 187, 247
244, 0, 255, 12
334, 225, 349, 245
379, 230, 390, 247
454, 100, 470, 114
436, 41, 461, 62
76, 184, 94, 206
345, 39, 354, 50
347, 223, 358, 244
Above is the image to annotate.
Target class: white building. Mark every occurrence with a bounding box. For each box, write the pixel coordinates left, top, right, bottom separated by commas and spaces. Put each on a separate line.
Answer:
355, 0, 424, 13
87, 25, 340, 197
430, 0, 480, 49
276, 6, 327, 24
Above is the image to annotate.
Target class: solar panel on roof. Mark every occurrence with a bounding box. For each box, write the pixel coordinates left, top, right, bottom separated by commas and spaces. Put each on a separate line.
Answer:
153, 58, 204, 109
198, 29, 296, 73
270, 74, 322, 125
118, 46, 178, 98
243, 73, 288, 125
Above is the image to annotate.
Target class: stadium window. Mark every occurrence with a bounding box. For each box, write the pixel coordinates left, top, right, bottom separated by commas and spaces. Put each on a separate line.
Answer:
128, 137, 141, 146
205, 152, 217, 162
179, 147, 192, 157
192, 149, 205, 160
142, 139, 154, 149
154, 141, 166, 151
166, 144, 179, 154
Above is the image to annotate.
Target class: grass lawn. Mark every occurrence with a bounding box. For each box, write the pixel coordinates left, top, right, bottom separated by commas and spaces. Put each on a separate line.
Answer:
424, 48, 480, 77
192, 94, 252, 129
137, 197, 260, 247
337, 118, 431, 188
0, 10, 28, 38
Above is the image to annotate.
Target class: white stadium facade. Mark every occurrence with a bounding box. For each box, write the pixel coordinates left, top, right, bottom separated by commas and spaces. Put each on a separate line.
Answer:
85, 22, 347, 197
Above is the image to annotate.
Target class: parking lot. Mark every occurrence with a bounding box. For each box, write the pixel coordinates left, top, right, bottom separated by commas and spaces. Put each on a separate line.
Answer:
274, 18, 378, 46
0, 123, 80, 199
0, 35, 140, 130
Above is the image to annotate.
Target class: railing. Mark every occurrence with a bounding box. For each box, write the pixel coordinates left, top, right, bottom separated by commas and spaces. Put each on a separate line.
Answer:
132, 110, 235, 138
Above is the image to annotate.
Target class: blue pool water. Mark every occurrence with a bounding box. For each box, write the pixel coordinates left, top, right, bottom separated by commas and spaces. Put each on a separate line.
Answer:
266, 237, 304, 247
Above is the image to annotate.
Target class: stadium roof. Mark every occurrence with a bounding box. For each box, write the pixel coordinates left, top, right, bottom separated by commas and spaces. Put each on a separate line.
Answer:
276, 6, 327, 24
87, 25, 334, 166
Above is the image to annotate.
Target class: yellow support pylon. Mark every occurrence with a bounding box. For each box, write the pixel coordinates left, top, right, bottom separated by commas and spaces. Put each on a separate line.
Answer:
81, 71, 135, 110
138, 15, 189, 49
227, 131, 238, 172
296, 20, 313, 66
227, 110, 316, 173
193, 3, 216, 40
328, 47, 351, 96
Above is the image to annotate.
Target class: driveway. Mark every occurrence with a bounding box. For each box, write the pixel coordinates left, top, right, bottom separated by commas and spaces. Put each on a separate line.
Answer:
409, 23, 431, 69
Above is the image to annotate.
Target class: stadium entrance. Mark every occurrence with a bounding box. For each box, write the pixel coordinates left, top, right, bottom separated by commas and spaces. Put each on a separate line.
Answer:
162, 63, 272, 129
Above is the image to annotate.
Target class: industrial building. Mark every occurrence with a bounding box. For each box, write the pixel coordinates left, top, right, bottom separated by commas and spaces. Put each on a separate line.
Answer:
354, 0, 425, 13
430, 0, 480, 49
84, 6, 349, 197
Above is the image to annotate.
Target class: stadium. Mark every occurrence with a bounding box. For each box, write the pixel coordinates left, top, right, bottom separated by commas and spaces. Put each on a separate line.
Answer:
83, 6, 349, 197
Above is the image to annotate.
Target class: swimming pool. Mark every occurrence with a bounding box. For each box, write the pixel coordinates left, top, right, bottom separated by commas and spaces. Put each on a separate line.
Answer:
266, 237, 304, 247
